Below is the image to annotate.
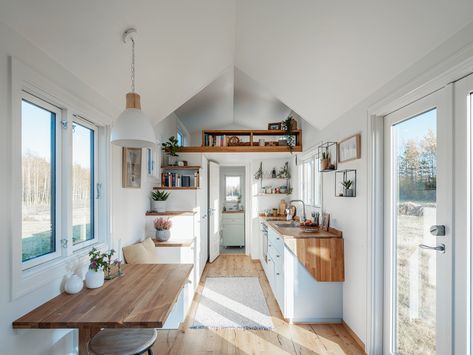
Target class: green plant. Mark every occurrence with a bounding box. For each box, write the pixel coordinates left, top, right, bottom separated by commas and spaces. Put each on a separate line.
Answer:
88, 247, 115, 272
161, 136, 180, 157
151, 190, 170, 201
283, 115, 295, 153
341, 180, 353, 190
321, 150, 329, 160
277, 161, 291, 179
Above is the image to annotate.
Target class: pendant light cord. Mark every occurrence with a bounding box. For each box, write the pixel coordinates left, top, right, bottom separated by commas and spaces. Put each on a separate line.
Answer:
131, 37, 135, 93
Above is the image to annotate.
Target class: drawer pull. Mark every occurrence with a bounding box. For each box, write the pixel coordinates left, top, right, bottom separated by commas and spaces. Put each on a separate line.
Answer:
276, 255, 280, 258
276, 273, 280, 275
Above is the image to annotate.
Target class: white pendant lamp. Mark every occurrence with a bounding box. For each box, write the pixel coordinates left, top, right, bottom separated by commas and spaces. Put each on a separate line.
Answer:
111, 28, 156, 148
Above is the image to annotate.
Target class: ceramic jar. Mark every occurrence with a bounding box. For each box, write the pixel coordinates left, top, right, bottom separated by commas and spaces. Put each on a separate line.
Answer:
155, 229, 171, 241
65, 274, 84, 294
85, 269, 105, 289
152, 200, 167, 212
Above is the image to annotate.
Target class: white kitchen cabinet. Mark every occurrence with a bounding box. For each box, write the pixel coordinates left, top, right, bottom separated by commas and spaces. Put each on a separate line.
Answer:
263, 224, 343, 323
222, 212, 245, 247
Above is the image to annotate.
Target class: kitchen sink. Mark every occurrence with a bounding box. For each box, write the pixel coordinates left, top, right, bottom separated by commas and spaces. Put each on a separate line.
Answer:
274, 222, 299, 228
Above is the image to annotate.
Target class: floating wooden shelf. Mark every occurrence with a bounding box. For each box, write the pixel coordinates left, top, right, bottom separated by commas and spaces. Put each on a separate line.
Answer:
161, 166, 201, 170
254, 193, 291, 196
153, 186, 198, 190
145, 211, 196, 216
177, 146, 302, 153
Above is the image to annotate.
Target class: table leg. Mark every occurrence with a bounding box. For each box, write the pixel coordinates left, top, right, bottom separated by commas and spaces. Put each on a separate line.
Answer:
78, 326, 101, 355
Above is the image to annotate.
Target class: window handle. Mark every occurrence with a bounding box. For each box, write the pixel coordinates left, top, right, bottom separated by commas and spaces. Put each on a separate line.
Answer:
96, 183, 102, 199
419, 243, 445, 253
61, 239, 68, 249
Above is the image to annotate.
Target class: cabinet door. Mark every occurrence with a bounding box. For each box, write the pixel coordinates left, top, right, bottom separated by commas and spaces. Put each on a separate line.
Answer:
222, 225, 244, 247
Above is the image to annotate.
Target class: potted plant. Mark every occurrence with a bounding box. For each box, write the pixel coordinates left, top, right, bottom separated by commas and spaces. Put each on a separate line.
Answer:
341, 179, 354, 197
320, 150, 330, 171
151, 190, 170, 212
161, 136, 180, 165
282, 115, 297, 153
85, 248, 112, 289
154, 217, 173, 241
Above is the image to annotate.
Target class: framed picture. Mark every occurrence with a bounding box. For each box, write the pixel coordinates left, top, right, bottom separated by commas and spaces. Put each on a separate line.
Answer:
338, 133, 361, 163
321, 213, 330, 231
268, 122, 282, 130
122, 147, 142, 188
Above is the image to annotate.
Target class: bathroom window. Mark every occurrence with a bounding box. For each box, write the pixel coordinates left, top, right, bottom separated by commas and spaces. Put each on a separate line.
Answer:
225, 176, 241, 202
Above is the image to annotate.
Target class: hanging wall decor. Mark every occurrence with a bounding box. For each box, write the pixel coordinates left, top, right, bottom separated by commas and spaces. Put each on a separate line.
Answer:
122, 147, 142, 188
338, 134, 361, 163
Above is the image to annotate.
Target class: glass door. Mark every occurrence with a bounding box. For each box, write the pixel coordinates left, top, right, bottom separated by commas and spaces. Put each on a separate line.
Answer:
384, 89, 452, 354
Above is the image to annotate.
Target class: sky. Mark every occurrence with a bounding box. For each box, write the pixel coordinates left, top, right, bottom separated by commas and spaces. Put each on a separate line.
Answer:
394, 108, 436, 145
22, 100, 92, 168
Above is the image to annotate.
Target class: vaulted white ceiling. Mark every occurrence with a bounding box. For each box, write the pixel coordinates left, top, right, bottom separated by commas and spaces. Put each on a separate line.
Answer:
1, 0, 473, 130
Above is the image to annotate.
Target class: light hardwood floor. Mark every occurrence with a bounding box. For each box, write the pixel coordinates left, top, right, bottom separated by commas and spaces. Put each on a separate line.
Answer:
152, 255, 365, 354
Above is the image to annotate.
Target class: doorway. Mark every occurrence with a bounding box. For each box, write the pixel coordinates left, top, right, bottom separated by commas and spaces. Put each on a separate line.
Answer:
220, 166, 246, 254
383, 89, 452, 354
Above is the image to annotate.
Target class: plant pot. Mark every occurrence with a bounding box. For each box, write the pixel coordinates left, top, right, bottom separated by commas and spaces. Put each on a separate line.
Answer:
320, 159, 330, 171
85, 269, 105, 289
344, 189, 354, 197
152, 200, 167, 212
65, 274, 84, 294
155, 229, 171, 241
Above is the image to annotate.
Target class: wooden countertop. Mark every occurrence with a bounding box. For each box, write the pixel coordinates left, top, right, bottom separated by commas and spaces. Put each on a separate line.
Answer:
222, 210, 245, 214
13, 264, 193, 354
265, 220, 342, 239
258, 214, 287, 221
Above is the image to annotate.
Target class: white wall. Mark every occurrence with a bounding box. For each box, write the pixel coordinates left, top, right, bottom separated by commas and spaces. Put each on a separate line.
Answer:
156, 112, 191, 145
0, 22, 118, 355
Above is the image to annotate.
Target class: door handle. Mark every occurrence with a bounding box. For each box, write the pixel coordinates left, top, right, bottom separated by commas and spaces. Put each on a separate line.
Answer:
419, 243, 445, 253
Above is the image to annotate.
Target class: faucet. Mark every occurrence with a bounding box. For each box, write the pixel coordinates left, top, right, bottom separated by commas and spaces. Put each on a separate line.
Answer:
290, 200, 306, 222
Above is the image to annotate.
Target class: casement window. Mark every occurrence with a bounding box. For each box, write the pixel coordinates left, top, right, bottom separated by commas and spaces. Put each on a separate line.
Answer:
20, 92, 101, 270
177, 129, 183, 146
300, 155, 321, 208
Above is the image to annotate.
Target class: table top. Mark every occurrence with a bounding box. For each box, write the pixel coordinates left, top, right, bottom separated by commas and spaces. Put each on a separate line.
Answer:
12, 264, 193, 329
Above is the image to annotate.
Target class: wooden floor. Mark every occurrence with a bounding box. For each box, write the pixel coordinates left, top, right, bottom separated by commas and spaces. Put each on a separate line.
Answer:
152, 255, 365, 354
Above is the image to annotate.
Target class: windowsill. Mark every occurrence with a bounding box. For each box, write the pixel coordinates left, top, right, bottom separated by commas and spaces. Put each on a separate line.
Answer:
13, 241, 108, 300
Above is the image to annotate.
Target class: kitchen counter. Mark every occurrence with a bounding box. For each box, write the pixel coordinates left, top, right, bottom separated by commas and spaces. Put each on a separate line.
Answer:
264, 219, 344, 282
222, 210, 244, 214
264, 219, 342, 239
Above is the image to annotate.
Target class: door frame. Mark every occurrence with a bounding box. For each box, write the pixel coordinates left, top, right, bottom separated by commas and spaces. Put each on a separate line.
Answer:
210, 161, 251, 256
367, 56, 473, 354
208, 160, 220, 262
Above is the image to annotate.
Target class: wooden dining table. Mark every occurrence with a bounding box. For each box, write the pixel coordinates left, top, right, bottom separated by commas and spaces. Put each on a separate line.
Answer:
12, 264, 193, 355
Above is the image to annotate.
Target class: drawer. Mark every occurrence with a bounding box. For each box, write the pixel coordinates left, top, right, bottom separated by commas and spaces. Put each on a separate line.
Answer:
222, 213, 244, 221
222, 218, 244, 225
268, 230, 284, 253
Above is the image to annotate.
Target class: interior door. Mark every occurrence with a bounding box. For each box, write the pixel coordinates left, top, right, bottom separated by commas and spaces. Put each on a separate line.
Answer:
208, 161, 220, 263
384, 88, 452, 354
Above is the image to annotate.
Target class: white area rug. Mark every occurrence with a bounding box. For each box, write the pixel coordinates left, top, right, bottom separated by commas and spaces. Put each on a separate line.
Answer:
191, 276, 273, 330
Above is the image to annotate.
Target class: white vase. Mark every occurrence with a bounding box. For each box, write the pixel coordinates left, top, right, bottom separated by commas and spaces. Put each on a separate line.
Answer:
153, 200, 167, 212
155, 229, 171, 241
85, 269, 105, 289
65, 274, 83, 294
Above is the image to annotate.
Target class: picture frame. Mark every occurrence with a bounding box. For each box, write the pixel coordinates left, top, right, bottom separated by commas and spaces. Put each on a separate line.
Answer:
338, 133, 361, 163
321, 213, 330, 231
268, 122, 282, 130
122, 147, 142, 188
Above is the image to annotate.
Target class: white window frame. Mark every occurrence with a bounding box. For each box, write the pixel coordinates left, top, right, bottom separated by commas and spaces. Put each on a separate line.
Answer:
20, 93, 63, 270
299, 150, 322, 209
71, 116, 99, 251
10, 57, 111, 300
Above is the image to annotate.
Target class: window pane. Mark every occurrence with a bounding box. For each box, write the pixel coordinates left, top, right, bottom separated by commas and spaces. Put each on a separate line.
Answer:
21, 100, 56, 262
393, 108, 437, 354
225, 176, 241, 202
177, 131, 183, 146
72, 122, 94, 245
303, 160, 313, 205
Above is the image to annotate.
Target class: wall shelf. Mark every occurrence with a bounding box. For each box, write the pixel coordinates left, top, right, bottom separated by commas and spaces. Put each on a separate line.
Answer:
177, 146, 302, 153
161, 165, 201, 170
145, 211, 196, 216
153, 186, 199, 190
